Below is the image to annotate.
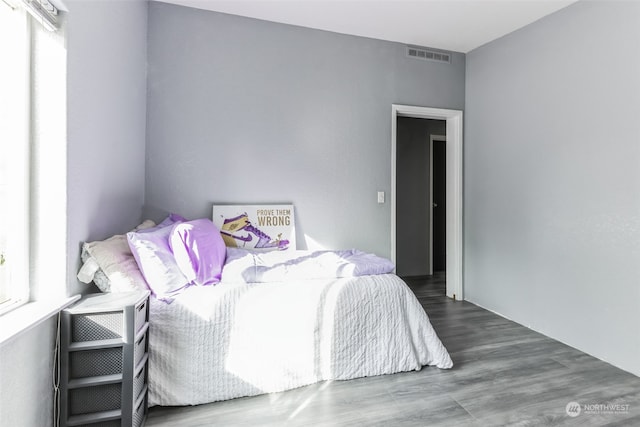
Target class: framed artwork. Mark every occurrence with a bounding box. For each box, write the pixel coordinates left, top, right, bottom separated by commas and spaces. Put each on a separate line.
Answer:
212, 204, 296, 251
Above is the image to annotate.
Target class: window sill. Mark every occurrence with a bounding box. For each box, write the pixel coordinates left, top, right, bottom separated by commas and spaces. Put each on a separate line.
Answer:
0, 295, 80, 347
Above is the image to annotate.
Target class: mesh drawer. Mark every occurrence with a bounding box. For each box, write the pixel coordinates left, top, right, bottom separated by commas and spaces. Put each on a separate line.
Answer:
70, 348, 123, 379
134, 333, 147, 367
134, 299, 148, 333
72, 312, 123, 342
133, 393, 147, 427
69, 383, 122, 415
133, 363, 147, 401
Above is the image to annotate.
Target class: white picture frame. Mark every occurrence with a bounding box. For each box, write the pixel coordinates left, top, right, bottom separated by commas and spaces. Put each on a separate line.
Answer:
212, 204, 296, 251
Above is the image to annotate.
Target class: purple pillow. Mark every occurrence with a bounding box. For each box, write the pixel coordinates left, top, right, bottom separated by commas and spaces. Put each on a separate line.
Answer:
127, 214, 190, 302
169, 219, 226, 286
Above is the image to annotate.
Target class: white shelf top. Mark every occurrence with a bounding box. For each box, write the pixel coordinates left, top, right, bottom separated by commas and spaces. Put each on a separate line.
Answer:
65, 291, 150, 314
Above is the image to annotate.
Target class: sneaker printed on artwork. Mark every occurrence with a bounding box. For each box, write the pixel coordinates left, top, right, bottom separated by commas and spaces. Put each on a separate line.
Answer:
213, 205, 295, 251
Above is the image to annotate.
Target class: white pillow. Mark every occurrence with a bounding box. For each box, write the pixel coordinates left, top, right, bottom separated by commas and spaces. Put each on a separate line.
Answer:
78, 246, 111, 292
127, 217, 190, 302
77, 220, 155, 292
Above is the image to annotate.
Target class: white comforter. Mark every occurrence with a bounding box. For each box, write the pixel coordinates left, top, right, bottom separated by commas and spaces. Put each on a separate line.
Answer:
221, 247, 396, 283
148, 274, 453, 406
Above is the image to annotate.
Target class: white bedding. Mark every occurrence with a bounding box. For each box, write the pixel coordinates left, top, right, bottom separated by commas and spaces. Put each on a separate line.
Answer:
148, 273, 452, 406
221, 247, 396, 283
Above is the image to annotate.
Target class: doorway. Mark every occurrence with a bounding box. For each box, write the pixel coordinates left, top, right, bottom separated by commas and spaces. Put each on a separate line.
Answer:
391, 105, 463, 300
431, 137, 446, 273
395, 118, 445, 278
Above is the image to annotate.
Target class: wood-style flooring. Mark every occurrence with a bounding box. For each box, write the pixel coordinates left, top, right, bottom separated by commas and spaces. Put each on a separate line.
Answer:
146, 273, 640, 426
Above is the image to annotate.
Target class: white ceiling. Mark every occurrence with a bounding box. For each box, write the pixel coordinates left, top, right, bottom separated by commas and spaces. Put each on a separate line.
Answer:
155, 0, 578, 53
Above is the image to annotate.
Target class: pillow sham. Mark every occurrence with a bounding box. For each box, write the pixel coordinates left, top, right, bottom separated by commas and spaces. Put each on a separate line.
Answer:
127, 214, 190, 302
169, 219, 226, 286
77, 219, 156, 292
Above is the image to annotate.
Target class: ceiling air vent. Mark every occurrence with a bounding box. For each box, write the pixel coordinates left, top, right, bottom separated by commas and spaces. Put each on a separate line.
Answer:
407, 46, 451, 64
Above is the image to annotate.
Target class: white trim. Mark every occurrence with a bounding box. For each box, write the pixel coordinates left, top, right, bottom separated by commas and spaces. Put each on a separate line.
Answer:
0, 295, 80, 346
390, 113, 397, 269
429, 134, 446, 276
391, 105, 463, 300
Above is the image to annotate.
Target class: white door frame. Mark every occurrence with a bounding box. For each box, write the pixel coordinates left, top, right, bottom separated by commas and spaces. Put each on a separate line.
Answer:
429, 134, 446, 276
391, 105, 463, 300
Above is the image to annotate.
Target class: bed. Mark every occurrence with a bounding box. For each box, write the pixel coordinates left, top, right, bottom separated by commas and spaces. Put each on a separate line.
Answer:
78, 215, 453, 407
148, 272, 452, 406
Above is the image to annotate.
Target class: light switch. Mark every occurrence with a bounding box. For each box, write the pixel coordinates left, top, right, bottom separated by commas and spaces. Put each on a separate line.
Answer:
377, 191, 385, 204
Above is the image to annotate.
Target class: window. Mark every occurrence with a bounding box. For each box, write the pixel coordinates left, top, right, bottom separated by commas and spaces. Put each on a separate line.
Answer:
0, 1, 30, 314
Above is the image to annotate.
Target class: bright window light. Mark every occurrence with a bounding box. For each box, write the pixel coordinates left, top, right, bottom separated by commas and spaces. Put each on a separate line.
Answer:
0, 2, 30, 313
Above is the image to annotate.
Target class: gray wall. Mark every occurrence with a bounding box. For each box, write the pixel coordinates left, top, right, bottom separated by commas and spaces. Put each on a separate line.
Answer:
0, 321, 57, 427
0, 2, 148, 426
465, 0, 640, 376
145, 2, 465, 258
66, 0, 148, 296
396, 117, 445, 276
